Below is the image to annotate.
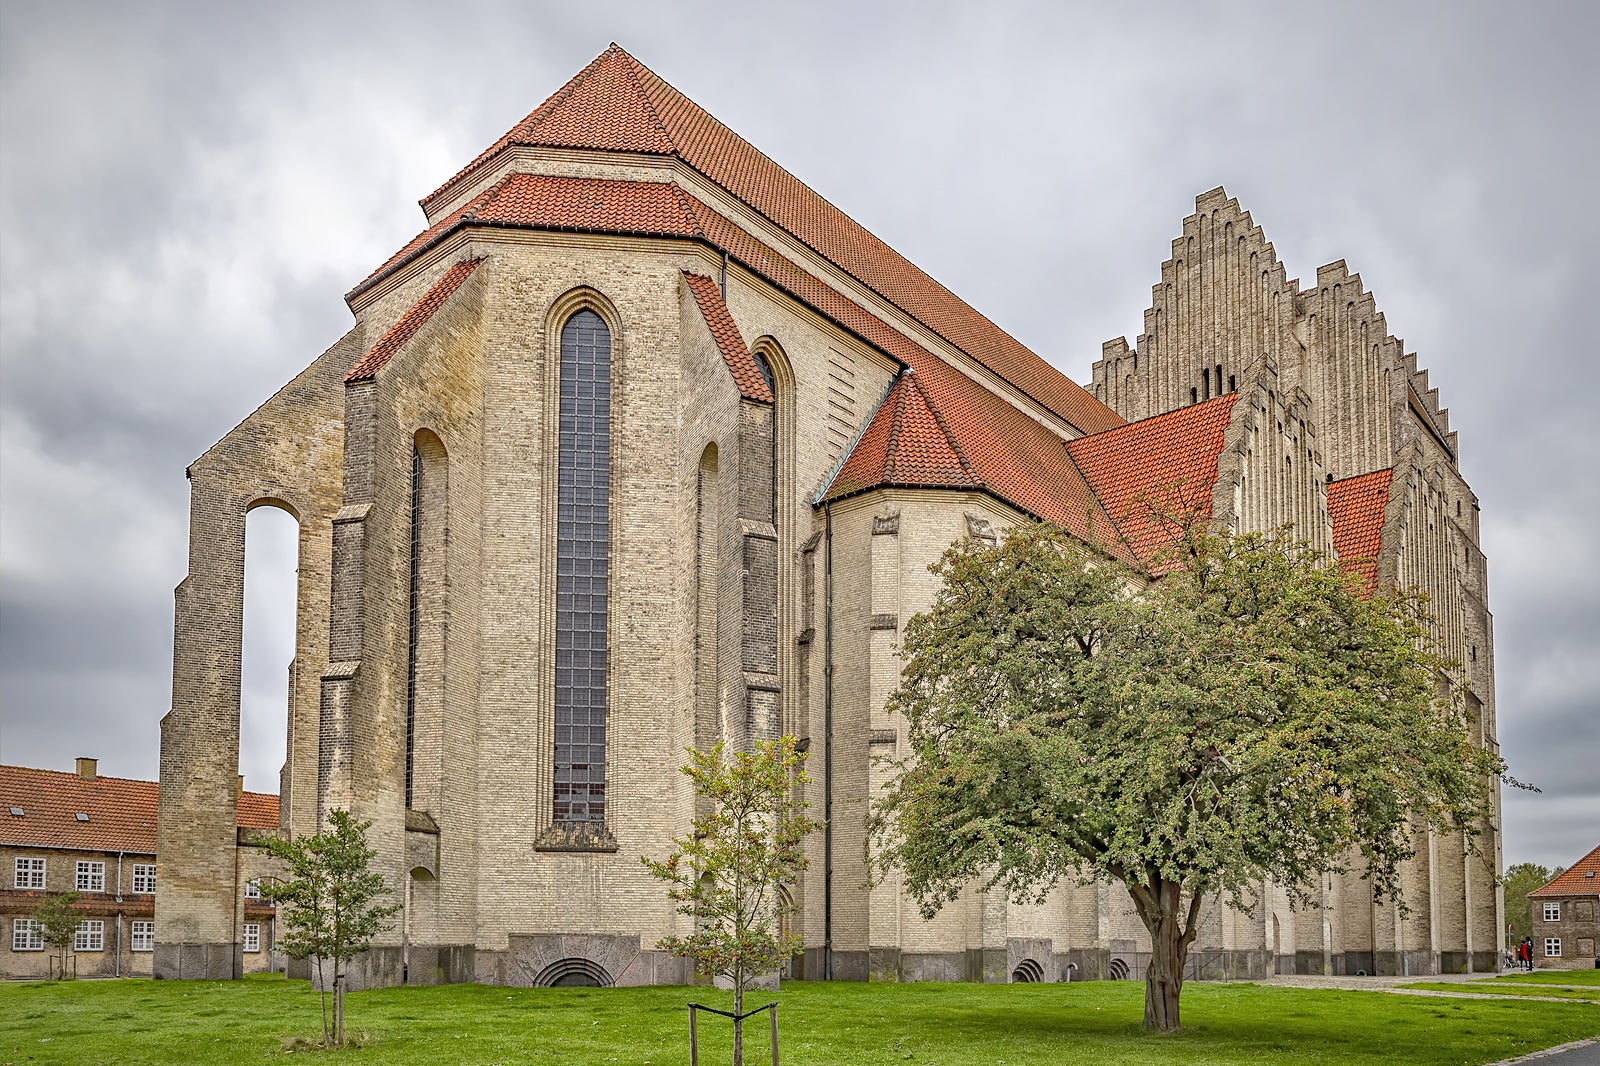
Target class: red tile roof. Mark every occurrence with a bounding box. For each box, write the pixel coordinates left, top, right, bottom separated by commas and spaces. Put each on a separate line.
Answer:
414, 44, 1121, 436
345, 258, 483, 382
1531, 843, 1600, 898
0, 765, 278, 854
1328, 468, 1393, 591
1066, 395, 1239, 563
827, 370, 980, 499
681, 272, 773, 403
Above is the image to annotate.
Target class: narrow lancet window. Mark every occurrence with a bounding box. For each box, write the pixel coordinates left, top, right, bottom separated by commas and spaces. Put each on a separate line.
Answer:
404, 447, 422, 809
555, 309, 611, 823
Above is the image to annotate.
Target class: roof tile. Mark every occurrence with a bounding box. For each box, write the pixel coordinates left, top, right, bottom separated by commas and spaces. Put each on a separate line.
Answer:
1328, 468, 1393, 591
1530, 843, 1600, 898
681, 272, 772, 403
0, 765, 278, 854
417, 45, 1122, 435
1067, 395, 1239, 563
345, 258, 482, 382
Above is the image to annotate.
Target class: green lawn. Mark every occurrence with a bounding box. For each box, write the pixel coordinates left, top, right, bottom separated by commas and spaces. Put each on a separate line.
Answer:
1402, 981, 1600, 1002
1486, 969, 1600, 986
1, 975, 1596, 1066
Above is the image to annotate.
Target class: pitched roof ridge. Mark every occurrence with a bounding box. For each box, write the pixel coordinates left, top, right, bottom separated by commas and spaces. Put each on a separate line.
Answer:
611, 43, 677, 153
680, 270, 772, 403
905, 368, 981, 487
880, 374, 911, 484
1529, 842, 1600, 898
346, 257, 483, 382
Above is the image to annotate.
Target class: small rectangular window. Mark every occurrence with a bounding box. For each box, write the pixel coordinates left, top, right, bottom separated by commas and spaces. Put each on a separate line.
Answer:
14, 857, 45, 889
74, 920, 105, 952
130, 921, 154, 952
244, 879, 262, 899
132, 864, 156, 895
75, 861, 105, 892
242, 923, 261, 954
1544, 902, 1561, 922
12, 918, 43, 951
1545, 937, 1562, 958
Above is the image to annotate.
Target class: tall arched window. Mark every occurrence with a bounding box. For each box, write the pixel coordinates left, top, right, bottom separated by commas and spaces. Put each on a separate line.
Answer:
555, 309, 611, 823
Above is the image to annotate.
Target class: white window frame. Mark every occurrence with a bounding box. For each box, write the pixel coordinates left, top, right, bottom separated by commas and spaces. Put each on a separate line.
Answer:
132, 863, 156, 895
1543, 901, 1561, 922
75, 860, 105, 892
242, 922, 261, 953
243, 879, 262, 899
130, 921, 154, 952
1545, 937, 1562, 958
12, 918, 43, 951
14, 857, 45, 889
74, 919, 105, 952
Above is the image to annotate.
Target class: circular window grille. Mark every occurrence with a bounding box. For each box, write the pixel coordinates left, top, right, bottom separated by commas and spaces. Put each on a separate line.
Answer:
535, 958, 613, 988
1108, 957, 1130, 981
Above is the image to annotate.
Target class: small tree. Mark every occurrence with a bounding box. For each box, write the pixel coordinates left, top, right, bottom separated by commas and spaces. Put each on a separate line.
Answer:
260, 809, 400, 1046
643, 736, 821, 1066
873, 520, 1507, 1032
32, 891, 81, 980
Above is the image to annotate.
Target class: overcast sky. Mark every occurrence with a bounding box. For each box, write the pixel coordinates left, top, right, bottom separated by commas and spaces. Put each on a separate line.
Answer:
1, 1, 1594, 872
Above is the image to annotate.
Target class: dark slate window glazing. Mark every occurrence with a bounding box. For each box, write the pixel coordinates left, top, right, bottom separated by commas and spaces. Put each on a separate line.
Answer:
555, 309, 611, 823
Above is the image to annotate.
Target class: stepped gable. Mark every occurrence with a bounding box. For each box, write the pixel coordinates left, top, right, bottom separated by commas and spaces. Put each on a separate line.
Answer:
681, 272, 772, 403
1327, 468, 1393, 590
0, 765, 278, 853
419, 44, 1121, 435
1530, 843, 1600, 899
1066, 394, 1238, 564
346, 258, 482, 382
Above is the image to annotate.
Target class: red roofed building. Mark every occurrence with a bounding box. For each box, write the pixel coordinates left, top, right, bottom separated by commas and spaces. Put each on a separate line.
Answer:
1, 760, 279, 979
1528, 844, 1600, 969
158, 45, 1496, 987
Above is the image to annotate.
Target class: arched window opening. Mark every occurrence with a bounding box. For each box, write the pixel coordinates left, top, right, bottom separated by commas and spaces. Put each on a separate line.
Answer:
1190, 387, 1198, 405
405, 432, 448, 812
1228, 374, 1236, 393
696, 443, 720, 748
1216, 364, 1223, 395
1202, 368, 1211, 400
555, 309, 612, 824
241, 503, 298, 798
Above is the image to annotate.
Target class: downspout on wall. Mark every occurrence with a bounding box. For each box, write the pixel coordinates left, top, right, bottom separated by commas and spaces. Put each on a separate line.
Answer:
822, 501, 834, 981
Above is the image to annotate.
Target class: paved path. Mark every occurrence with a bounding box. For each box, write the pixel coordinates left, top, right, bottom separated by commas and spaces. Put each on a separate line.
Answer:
1486, 1037, 1600, 1066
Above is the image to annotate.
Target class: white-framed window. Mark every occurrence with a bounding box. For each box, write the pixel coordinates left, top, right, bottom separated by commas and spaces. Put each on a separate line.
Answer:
14, 857, 45, 889
75, 861, 105, 892
74, 920, 104, 952
243, 879, 262, 899
1543, 901, 1561, 922
242, 923, 261, 953
132, 863, 156, 895
1545, 937, 1562, 958
12, 918, 43, 951
130, 921, 154, 952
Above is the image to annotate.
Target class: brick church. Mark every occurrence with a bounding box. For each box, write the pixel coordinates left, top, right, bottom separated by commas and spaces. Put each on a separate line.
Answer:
157, 45, 1499, 985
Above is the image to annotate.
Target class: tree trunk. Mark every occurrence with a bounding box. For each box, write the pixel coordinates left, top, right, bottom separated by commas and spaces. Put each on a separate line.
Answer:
317, 958, 329, 1045
732, 971, 744, 1066
1139, 882, 1194, 1033
334, 968, 345, 1046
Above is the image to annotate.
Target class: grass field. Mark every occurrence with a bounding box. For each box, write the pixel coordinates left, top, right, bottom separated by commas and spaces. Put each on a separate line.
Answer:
1402, 981, 1600, 1002
1485, 969, 1600, 986
2, 975, 1597, 1066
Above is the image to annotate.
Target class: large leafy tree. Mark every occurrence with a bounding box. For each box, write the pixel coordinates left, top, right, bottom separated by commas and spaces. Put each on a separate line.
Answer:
872, 520, 1504, 1032
260, 809, 400, 1046
643, 736, 820, 1066
1504, 863, 1562, 946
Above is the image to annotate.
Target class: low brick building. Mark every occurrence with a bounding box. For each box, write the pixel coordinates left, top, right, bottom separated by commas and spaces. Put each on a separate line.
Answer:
1, 760, 279, 979
1529, 844, 1600, 970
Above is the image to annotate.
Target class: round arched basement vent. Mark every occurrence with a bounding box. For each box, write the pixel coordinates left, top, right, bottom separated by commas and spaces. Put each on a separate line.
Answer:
535, 958, 613, 988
